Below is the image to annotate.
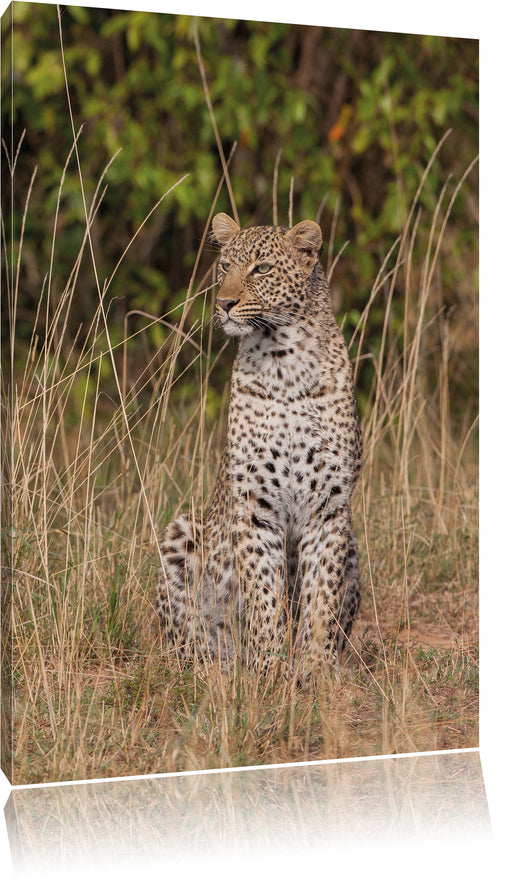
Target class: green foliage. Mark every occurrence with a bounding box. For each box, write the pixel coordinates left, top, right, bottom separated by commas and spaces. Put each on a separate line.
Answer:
2, 5, 478, 413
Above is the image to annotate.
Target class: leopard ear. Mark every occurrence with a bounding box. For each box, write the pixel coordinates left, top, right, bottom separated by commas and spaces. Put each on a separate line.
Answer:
212, 213, 240, 246
285, 220, 322, 270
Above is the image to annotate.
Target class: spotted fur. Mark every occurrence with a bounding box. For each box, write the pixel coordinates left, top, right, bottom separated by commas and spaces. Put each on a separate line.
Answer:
156, 214, 362, 676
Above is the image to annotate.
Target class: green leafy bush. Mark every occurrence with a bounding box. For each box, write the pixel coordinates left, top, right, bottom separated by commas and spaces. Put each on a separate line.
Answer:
2, 5, 478, 415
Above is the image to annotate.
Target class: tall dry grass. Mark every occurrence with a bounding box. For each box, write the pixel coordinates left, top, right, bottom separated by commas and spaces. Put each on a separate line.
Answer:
1, 27, 478, 784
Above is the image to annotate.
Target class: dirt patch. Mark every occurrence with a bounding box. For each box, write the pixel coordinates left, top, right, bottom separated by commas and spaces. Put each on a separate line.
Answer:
395, 623, 460, 650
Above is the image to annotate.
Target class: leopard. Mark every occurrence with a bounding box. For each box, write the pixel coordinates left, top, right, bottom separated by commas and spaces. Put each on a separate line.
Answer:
156, 212, 362, 677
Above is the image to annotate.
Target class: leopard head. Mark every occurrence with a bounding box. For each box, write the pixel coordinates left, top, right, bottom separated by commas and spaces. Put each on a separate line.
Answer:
211, 213, 323, 337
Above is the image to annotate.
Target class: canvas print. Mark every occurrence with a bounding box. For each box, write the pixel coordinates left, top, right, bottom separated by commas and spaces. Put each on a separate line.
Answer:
1, 2, 479, 785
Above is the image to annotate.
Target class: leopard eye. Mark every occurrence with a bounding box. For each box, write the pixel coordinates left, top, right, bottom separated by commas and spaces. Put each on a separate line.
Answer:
219, 261, 230, 272
253, 263, 272, 275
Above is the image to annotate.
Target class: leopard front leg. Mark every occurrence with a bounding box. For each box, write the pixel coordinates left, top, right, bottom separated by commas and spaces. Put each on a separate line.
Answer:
295, 504, 353, 677
337, 528, 361, 657
231, 511, 288, 672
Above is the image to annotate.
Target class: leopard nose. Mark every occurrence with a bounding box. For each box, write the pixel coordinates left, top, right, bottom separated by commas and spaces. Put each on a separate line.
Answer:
216, 297, 240, 314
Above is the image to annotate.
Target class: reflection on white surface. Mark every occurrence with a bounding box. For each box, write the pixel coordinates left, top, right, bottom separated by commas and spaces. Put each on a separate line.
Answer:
5, 749, 489, 876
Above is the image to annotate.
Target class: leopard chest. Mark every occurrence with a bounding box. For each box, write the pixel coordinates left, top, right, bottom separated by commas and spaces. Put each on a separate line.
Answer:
226, 381, 355, 530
